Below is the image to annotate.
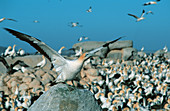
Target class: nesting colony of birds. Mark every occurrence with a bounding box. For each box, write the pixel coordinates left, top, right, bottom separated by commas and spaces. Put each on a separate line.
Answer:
0, 0, 169, 111
0, 40, 170, 111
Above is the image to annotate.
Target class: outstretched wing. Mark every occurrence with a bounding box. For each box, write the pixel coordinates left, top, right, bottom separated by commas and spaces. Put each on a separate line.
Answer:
6, 18, 17, 22
128, 13, 138, 19
87, 36, 125, 58
4, 28, 66, 68
140, 10, 145, 17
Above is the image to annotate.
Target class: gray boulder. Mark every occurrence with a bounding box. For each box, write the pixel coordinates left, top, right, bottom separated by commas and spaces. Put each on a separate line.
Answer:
106, 50, 122, 60
73, 41, 106, 52
28, 83, 102, 111
137, 51, 146, 58
122, 48, 138, 61
165, 52, 170, 59
108, 40, 133, 50
154, 50, 165, 57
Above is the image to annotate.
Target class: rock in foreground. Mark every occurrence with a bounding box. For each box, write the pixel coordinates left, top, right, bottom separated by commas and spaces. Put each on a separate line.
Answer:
28, 83, 102, 111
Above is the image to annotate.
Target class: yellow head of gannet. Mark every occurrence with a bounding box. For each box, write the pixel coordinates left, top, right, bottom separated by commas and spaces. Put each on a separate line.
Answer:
4, 46, 12, 56
58, 46, 65, 54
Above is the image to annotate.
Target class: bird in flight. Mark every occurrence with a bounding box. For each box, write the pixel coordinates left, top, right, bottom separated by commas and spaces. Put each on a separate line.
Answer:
68, 22, 83, 27
146, 11, 154, 15
143, 0, 161, 6
4, 28, 123, 84
128, 10, 146, 22
86, 6, 92, 13
0, 17, 17, 23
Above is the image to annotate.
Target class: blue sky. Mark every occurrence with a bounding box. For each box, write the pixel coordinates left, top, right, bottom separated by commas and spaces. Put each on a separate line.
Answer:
0, 0, 170, 53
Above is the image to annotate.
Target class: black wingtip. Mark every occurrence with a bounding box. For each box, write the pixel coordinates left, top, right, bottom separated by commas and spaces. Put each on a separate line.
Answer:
4, 28, 15, 34
103, 36, 126, 47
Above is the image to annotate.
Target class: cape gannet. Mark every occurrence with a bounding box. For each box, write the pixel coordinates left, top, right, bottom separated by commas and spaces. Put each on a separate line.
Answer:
9, 44, 16, 57
4, 28, 123, 83
58, 46, 65, 54
78, 37, 83, 42
17, 48, 25, 56
78, 36, 89, 42
86, 6, 92, 13
0, 17, 17, 23
128, 10, 145, 22
33, 20, 40, 23
4, 46, 12, 56
141, 46, 144, 52
69, 22, 82, 27
34, 55, 47, 69
143, 0, 160, 6
146, 11, 154, 15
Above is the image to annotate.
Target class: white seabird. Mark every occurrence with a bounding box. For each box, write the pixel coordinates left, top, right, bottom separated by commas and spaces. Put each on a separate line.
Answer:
4, 28, 123, 83
86, 6, 92, 13
58, 46, 65, 54
141, 46, 144, 52
8, 44, 16, 57
143, 0, 160, 6
128, 10, 146, 22
69, 22, 82, 27
146, 11, 154, 14
34, 55, 47, 69
17, 48, 25, 56
4, 46, 12, 56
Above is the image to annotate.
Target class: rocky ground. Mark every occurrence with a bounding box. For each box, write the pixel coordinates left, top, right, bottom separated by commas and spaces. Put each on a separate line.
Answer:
0, 40, 170, 111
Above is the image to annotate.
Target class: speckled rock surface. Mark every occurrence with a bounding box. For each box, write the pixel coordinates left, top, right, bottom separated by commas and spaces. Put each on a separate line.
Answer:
28, 83, 102, 111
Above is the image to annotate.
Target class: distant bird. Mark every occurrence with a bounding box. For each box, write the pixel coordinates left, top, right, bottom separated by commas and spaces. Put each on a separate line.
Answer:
0, 17, 17, 23
8, 44, 16, 57
33, 20, 40, 23
69, 22, 82, 27
141, 46, 144, 52
146, 11, 154, 15
143, 0, 160, 6
83, 36, 89, 40
34, 55, 47, 69
4, 28, 123, 84
4, 46, 12, 56
163, 46, 168, 53
86, 6, 92, 13
58, 46, 65, 54
17, 48, 25, 56
78, 36, 89, 42
78, 37, 83, 42
128, 10, 145, 22
75, 47, 83, 57
0, 57, 27, 74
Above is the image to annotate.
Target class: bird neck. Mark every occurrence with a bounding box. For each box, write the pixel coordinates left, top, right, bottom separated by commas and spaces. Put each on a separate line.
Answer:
78, 53, 86, 62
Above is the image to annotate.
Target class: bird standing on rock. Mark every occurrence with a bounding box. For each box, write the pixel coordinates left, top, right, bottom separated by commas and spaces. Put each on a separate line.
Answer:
4, 28, 123, 84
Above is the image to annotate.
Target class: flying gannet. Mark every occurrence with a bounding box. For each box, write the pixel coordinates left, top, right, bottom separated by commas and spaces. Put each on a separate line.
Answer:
69, 22, 82, 27
143, 0, 160, 6
146, 11, 154, 15
128, 10, 145, 22
4, 28, 123, 84
0, 17, 17, 23
86, 6, 92, 13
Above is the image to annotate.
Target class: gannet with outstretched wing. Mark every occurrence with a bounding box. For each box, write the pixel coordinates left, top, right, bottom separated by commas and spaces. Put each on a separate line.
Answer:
128, 10, 145, 22
4, 28, 123, 83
